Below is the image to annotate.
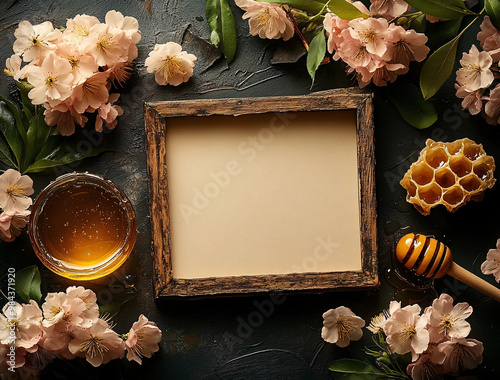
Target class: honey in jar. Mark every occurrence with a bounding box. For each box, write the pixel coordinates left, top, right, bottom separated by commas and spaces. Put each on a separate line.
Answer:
29, 173, 136, 280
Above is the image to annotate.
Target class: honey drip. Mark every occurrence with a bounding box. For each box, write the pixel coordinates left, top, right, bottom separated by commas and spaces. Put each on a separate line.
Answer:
38, 183, 128, 269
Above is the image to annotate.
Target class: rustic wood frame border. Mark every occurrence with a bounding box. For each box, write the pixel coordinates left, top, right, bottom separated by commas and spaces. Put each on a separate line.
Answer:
145, 88, 378, 299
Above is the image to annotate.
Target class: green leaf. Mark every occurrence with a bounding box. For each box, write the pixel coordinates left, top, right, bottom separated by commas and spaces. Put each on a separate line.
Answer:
24, 145, 110, 173
206, 0, 237, 63
15, 266, 42, 304
257, 0, 329, 15
404, 0, 477, 19
23, 107, 53, 172
0, 101, 23, 169
486, 0, 500, 30
0, 138, 16, 168
328, 359, 384, 376
420, 35, 460, 100
307, 29, 326, 84
326, 0, 370, 20
385, 82, 438, 129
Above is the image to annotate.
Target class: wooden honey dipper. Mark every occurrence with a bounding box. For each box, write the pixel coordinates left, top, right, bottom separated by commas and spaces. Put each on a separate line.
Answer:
396, 233, 500, 302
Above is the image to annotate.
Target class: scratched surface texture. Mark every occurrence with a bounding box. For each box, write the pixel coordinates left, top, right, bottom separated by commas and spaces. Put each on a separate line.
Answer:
1, 0, 500, 379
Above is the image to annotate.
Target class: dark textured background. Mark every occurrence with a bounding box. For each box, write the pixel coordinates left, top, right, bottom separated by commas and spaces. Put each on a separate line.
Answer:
1, 0, 500, 379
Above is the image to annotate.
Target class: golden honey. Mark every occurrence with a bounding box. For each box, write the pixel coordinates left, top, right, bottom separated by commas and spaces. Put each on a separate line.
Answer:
29, 173, 136, 280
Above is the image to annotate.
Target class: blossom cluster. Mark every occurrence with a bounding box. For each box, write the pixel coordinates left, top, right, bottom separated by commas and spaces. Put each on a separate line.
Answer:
4, 11, 140, 136
323, 1, 429, 87
233, 0, 429, 88
0, 286, 161, 376
0, 169, 33, 242
322, 294, 484, 380
455, 16, 500, 124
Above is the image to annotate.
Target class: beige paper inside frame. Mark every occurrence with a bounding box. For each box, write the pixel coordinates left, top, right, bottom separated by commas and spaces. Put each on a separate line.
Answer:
165, 110, 362, 279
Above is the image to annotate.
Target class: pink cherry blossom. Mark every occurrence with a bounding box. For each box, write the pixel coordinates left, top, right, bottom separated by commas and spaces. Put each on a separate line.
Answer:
484, 83, 500, 124
27, 53, 74, 105
105, 10, 141, 61
13, 21, 61, 62
79, 24, 128, 67
477, 16, 500, 63
456, 45, 494, 91
437, 337, 483, 375
68, 319, 125, 367
55, 43, 98, 84
94, 93, 124, 132
145, 42, 197, 86
63, 14, 100, 44
235, 0, 294, 41
407, 354, 444, 380
426, 15, 448, 23
0, 301, 42, 349
41, 292, 87, 328
455, 84, 485, 115
124, 315, 162, 364
71, 71, 110, 114
384, 304, 429, 357
370, 0, 410, 19
323, 13, 350, 57
425, 294, 472, 340
0, 169, 34, 214
321, 306, 365, 348
349, 17, 390, 56
357, 62, 404, 87
0, 210, 30, 243
385, 25, 429, 67
481, 238, 500, 282
66, 286, 99, 328
44, 100, 88, 136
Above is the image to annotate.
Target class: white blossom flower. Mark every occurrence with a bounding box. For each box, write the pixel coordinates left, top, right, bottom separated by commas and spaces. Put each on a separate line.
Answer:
456, 45, 494, 91
13, 20, 61, 62
27, 53, 74, 105
384, 304, 429, 358
0, 301, 42, 349
0, 169, 34, 215
145, 42, 196, 86
321, 306, 365, 347
425, 293, 472, 339
235, 0, 294, 41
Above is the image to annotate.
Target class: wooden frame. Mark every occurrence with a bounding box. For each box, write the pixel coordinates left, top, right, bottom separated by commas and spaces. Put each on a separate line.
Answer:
145, 88, 378, 299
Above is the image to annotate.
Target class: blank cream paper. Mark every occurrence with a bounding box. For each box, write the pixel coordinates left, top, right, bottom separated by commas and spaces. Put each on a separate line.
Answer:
165, 111, 362, 279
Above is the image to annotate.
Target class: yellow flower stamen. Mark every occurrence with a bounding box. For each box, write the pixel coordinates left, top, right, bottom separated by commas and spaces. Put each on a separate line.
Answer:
400, 325, 417, 341
67, 56, 79, 68
50, 306, 62, 316
80, 335, 109, 358
45, 75, 56, 87
73, 25, 89, 38
7, 184, 23, 196
96, 37, 112, 52
359, 29, 378, 44
255, 9, 272, 29
352, 46, 368, 63
335, 316, 357, 340
162, 56, 187, 79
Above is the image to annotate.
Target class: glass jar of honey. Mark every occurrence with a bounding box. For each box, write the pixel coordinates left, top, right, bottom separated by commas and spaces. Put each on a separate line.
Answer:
29, 172, 137, 280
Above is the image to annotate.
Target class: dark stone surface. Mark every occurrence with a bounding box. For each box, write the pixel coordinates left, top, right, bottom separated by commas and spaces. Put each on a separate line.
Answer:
0, 0, 499, 379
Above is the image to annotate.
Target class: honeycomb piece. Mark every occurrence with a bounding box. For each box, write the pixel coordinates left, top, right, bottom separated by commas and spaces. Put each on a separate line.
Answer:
400, 138, 496, 215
